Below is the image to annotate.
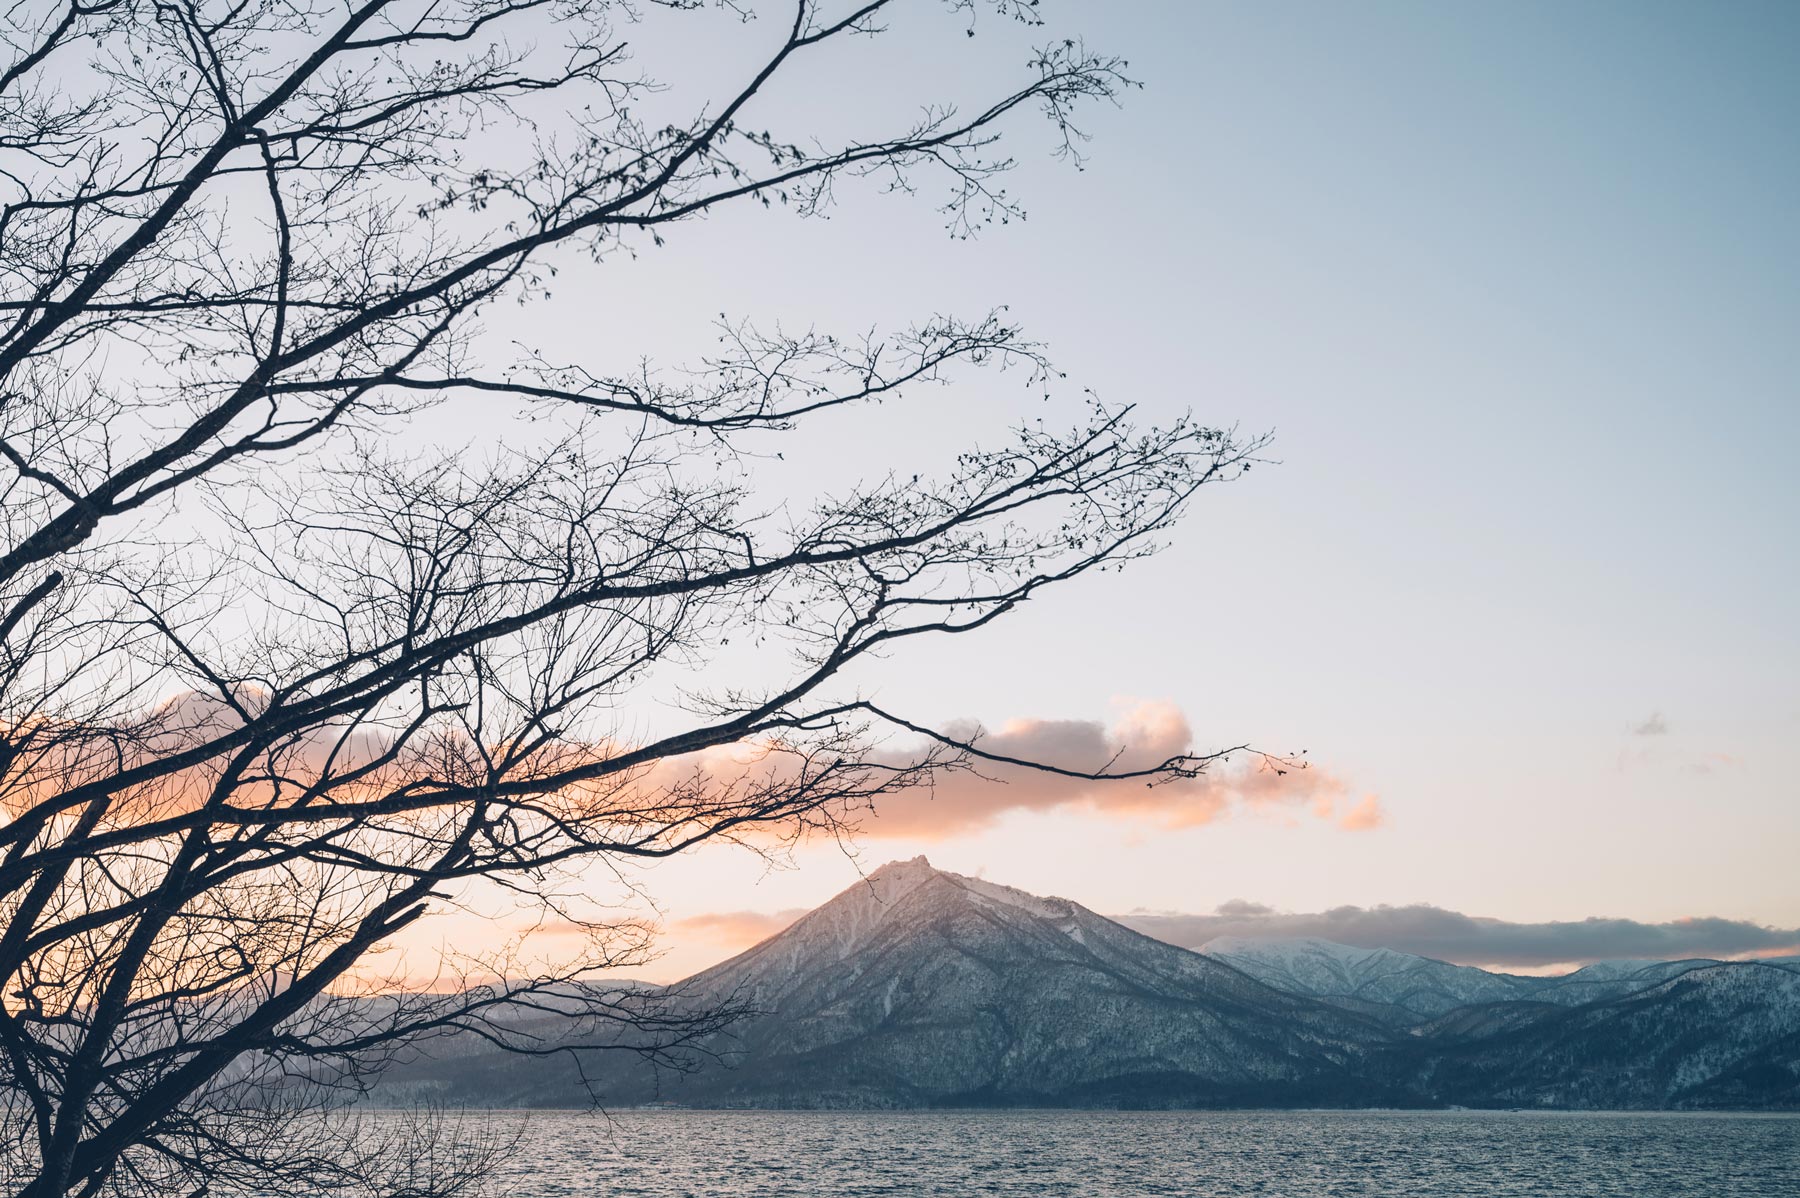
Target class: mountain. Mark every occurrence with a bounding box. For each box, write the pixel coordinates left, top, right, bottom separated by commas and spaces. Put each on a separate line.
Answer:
1196, 938, 1800, 1108
383, 858, 1405, 1108
1204, 937, 1800, 1023
1395, 962, 1800, 1109
375, 863, 1800, 1110
624, 858, 1403, 1108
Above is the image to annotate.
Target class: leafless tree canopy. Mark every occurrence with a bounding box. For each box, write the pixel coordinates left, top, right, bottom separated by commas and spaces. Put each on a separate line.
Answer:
0, 2, 1262, 1194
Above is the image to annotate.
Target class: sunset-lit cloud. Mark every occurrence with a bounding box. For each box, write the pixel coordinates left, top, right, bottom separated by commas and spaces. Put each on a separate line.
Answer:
632, 700, 1381, 841
35, 691, 1379, 864
1334, 795, 1386, 831
1113, 902, 1800, 969
669, 909, 807, 945
849, 701, 1379, 839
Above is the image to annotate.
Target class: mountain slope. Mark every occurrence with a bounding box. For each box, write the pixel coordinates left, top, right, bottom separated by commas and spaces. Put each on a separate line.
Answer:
1394, 962, 1800, 1109
1200, 936, 1542, 1021
1196, 938, 1800, 1022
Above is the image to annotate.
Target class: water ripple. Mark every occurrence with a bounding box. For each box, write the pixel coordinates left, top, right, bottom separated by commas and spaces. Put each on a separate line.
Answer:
476, 1109, 1800, 1197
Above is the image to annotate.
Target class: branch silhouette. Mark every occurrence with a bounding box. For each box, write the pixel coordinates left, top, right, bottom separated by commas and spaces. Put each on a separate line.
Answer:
0, 3, 1260, 1195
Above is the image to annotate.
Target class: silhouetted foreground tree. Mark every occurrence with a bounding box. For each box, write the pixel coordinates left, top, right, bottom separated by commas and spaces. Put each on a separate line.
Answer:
0, 2, 1264, 1195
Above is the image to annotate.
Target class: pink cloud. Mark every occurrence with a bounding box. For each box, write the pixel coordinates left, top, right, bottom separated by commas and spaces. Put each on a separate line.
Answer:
840, 701, 1377, 839
1335, 794, 1386, 831
32, 692, 1378, 851
669, 909, 806, 945
640, 701, 1380, 840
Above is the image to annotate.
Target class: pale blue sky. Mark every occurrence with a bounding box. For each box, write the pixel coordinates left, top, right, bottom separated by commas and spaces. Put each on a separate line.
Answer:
413, 0, 1800, 976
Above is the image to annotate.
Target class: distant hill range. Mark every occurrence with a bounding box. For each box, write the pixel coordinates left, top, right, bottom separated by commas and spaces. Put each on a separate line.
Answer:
1199, 935, 1800, 1021
381, 859, 1800, 1110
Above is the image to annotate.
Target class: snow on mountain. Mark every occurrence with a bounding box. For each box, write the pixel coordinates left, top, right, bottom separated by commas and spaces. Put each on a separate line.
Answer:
1200, 936, 1539, 1019
1201, 937, 1800, 1020
1402, 961, 1800, 1109
723, 856, 945, 974
1529, 958, 1724, 1005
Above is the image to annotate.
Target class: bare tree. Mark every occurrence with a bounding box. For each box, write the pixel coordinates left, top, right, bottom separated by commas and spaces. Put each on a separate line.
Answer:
0, 2, 1264, 1195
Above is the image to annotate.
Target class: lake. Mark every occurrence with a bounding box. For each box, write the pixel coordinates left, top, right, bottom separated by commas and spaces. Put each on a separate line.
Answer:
483, 1108, 1800, 1196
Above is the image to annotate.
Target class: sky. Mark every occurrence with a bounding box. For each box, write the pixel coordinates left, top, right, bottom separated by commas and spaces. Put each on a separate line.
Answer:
394, 0, 1800, 980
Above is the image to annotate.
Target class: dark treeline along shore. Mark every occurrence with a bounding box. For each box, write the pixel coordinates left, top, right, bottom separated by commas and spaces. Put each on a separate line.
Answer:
376, 859, 1800, 1111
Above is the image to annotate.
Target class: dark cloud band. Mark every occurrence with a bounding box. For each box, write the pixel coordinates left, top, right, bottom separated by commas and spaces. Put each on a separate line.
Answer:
1113, 903, 1800, 969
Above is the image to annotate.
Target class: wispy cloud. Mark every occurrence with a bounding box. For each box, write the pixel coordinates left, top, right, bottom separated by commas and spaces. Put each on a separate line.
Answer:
51, 691, 1381, 860
1615, 709, 1741, 778
1114, 902, 1800, 969
1681, 751, 1739, 776
669, 909, 807, 946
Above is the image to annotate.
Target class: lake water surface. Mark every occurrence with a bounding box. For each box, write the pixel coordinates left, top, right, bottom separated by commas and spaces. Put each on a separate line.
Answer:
489, 1108, 1799, 1196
